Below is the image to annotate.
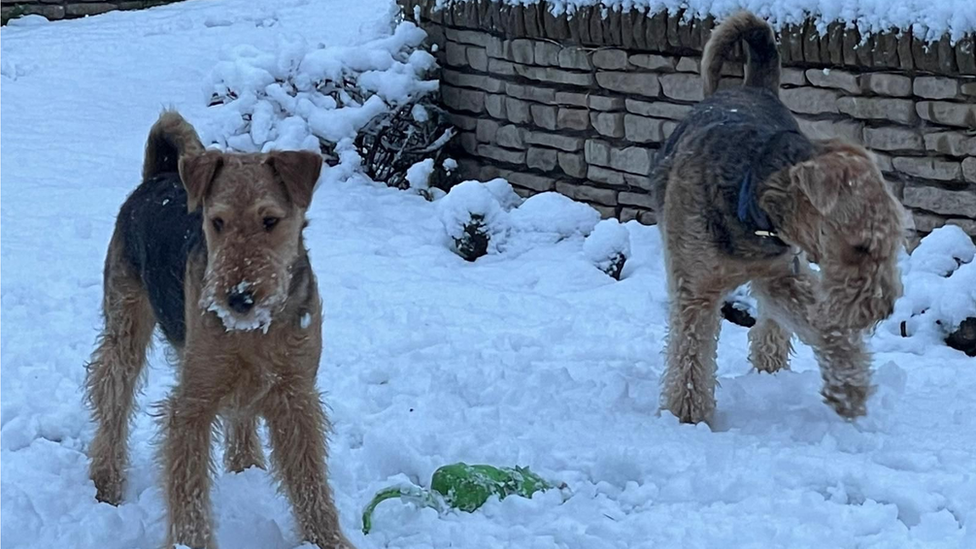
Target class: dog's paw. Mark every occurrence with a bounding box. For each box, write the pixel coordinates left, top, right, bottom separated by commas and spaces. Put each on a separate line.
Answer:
91, 471, 123, 506
663, 391, 714, 425
822, 382, 872, 420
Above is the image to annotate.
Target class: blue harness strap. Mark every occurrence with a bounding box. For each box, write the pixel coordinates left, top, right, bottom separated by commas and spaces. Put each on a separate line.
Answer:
736, 169, 774, 233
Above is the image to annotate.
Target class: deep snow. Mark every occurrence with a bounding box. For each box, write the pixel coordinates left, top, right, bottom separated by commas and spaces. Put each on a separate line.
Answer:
2, 1, 975, 549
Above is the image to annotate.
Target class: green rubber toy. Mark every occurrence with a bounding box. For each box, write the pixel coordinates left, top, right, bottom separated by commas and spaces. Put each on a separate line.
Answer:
361, 462, 555, 534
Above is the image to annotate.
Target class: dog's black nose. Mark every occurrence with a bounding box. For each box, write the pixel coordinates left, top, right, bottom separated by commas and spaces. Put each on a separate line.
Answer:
227, 289, 255, 314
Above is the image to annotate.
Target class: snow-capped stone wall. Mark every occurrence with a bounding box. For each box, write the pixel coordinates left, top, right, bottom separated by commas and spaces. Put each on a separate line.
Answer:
1, 0, 175, 23
400, 0, 976, 236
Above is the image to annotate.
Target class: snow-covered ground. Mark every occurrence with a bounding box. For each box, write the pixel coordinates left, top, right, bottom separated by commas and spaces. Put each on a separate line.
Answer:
2, 1, 975, 548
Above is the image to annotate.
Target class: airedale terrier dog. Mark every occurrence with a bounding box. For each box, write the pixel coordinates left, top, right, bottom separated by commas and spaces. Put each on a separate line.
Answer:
84, 111, 353, 549
651, 12, 905, 424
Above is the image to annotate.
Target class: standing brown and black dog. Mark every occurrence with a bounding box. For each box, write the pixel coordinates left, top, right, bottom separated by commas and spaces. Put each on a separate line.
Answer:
84, 111, 353, 549
652, 12, 905, 424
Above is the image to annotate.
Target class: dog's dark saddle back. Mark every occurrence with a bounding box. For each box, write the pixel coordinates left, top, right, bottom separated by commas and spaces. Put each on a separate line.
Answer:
653, 88, 815, 259
117, 172, 203, 345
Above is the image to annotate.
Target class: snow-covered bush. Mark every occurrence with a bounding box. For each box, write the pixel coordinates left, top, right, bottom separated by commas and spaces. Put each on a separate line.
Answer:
437, 181, 607, 262
437, 180, 509, 261
883, 225, 976, 355
201, 21, 456, 192
583, 219, 631, 280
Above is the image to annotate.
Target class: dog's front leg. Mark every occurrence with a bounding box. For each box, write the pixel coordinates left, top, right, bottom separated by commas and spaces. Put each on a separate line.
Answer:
264, 379, 353, 549
161, 368, 220, 549
814, 327, 871, 419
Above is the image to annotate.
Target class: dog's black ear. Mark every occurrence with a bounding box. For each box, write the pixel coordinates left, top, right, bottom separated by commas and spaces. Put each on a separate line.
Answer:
179, 150, 223, 212
790, 160, 840, 215
269, 151, 323, 209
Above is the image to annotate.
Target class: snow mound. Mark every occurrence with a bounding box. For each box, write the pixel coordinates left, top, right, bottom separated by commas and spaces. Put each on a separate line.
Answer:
583, 219, 631, 278
437, 180, 510, 258
201, 21, 439, 153
508, 192, 600, 239
882, 225, 976, 343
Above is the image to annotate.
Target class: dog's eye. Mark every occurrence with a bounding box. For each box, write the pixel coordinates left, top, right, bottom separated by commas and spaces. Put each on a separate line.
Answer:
211, 217, 224, 233
263, 217, 279, 231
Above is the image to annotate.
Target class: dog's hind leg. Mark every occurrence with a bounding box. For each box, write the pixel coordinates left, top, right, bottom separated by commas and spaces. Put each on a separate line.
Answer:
661, 281, 725, 424
85, 234, 156, 505
224, 413, 265, 473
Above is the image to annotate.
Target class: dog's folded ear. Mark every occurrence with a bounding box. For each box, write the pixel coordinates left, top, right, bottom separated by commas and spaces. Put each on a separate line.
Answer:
269, 151, 323, 209
179, 150, 224, 212
790, 159, 841, 215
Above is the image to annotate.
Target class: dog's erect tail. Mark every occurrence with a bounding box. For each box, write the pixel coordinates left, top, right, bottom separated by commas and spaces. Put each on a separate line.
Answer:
702, 11, 780, 97
143, 110, 205, 181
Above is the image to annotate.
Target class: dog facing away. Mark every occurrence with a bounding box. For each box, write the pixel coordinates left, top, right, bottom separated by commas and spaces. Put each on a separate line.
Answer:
84, 111, 354, 549
651, 12, 905, 424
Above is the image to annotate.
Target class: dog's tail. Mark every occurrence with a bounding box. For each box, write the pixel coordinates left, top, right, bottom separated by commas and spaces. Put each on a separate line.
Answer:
702, 11, 780, 97
143, 110, 204, 181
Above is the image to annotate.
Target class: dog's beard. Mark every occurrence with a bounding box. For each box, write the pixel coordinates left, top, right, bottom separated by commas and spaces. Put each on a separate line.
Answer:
818, 263, 901, 334
199, 252, 290, 334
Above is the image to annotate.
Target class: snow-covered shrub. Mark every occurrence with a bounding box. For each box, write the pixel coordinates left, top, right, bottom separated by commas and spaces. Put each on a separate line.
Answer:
883, 225, 976, 355
202, 21, 456, 191
437, 182, 606, 262
437, 180, 509, 261
583, 219, 631, 280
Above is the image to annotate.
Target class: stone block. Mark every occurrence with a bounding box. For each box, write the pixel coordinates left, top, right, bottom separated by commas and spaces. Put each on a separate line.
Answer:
781, 87, 840, 114
923, 132, 976, 157
593, 49, 629, 69
859, 73, 912, 97
467, 47, 489, 72
496, 125, 527, 149
506, 171, 556, 192
587, 165, 652, 189
442, 69, 505, 93
588, 95, 625, 111
441, 85, 485, 114
66, 3, 115, 17
575, 185, 619, 206
781, 68, 807, 86
514, 65, 595, 87
625, 99, 692, 120
485, 94, 507, 119
525, 131, 584, 151
505, 97, 532, 124
805, 68, 860, 93
610, 146, 653, 175
558, 48, 593, 70
476, 118, 500, 143
584, 139, 612, 167
526, 147, 558, 171
913, 77, 960, 99
509, 39, 535, 64
557, 108, 590, 131
624, 115, 666, 143
916, 101, 976, 128
903, 186, 976, 217
478, 145, 525, 165
555, 91, 588, 107
838, 97, 917, 124
488, 58, 517, 76
534, 41, 560, 66
458, 132, 478, 154
505, 83, 556, 103
862, 127, 923, 151
675, 57, 699, 72
558, 152, 587, 177
963, 157, 976, 183
796, 117, 864, 142
531, 104, 558, 130
595, 72, 660, 97
447, 113, 479, 131
660, 73, 703, 101
629, 54, 676, 71
619, 191, 656, 209
590, 112, 626, 138
892, 157, 963, 181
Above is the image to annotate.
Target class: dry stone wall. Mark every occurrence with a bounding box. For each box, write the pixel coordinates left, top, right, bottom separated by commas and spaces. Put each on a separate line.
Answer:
1, 0, 173, 23
399, 0, 976, 236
